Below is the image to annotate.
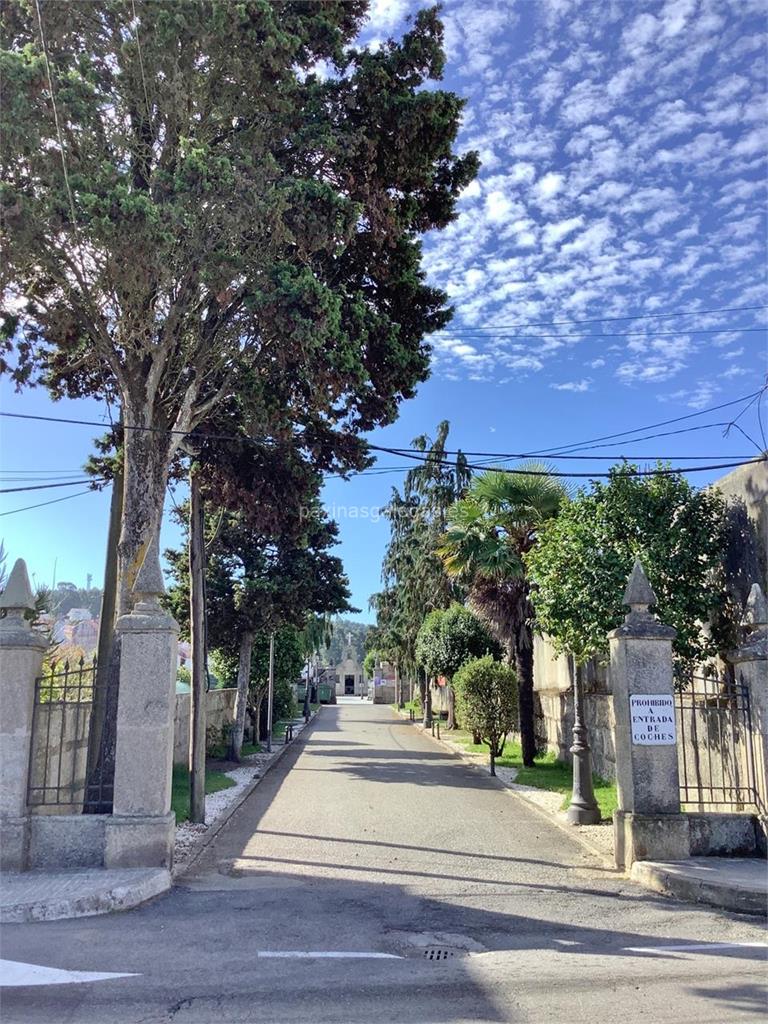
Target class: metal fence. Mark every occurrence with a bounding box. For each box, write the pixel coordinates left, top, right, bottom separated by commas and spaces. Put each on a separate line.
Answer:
676, 673, 764, 815
27, 656, 115, 813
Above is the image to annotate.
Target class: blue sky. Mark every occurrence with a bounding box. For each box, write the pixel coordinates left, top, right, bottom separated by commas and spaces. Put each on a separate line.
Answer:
1, 0, 766, 618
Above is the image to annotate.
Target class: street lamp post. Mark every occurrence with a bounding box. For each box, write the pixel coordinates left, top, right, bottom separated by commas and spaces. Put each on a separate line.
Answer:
266, 631, 275, 754
566, 658, 601, 825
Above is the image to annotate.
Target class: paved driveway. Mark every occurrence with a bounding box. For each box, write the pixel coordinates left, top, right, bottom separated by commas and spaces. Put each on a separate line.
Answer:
2, 702, 766, 1023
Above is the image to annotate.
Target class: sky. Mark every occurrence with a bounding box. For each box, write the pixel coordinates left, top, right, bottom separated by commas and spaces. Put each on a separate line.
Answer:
1, 0, 766, 619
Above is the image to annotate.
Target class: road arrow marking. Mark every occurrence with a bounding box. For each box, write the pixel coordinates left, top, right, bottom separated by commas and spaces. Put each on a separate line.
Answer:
0, 959, 139, 987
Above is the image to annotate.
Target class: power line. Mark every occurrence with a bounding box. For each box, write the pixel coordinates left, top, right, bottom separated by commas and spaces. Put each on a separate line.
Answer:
1, 386, 764, 486
433, 326, 765, 340
527, 388, 765, 456
0, 489, 96, 518
368, 444, 766, 479
3, 386, 762, 449
437, 303, 768, 331
0, 479, 103, 495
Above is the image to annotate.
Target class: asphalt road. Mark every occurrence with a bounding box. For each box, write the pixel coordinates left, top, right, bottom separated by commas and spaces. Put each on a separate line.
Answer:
2, 700, 766, 1024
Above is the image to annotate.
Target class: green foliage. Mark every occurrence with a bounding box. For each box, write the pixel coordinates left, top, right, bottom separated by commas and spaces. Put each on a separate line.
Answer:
322, 618, 369, 664
363, 649, 378, 680
209, 625, 304, 706
525, 464, 733, 668
415, 602, 501, 679
372, 421, 470, 681
453, 656, 519, 772
448, 731, 617, 821
2, 2, 478, 596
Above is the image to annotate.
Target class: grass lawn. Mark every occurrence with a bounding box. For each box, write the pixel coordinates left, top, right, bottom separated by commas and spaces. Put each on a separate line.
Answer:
446, 729, 617, 822
392, 699, 421, 714
171, 764, 236, 823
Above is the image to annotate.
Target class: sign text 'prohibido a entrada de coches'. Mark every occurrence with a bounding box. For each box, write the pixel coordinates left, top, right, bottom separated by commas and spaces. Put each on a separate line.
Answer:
629, 694, 676, 745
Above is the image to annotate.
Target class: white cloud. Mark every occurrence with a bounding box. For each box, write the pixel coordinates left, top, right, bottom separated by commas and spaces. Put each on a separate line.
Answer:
535, 171, 565, 200
366, 0, 408, 33
550, 378, 593, 392
543, 216, 584, 246
485, 190, 515, 224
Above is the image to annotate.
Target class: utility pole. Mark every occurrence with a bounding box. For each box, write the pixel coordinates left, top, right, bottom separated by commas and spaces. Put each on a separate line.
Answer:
266, 631, 275, 753
83, 465, 123, 814
189, 463, 207, 824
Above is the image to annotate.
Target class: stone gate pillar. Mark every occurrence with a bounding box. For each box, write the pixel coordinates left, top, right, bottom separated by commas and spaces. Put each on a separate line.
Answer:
609, 559, 689, 869
104, 538, 178, 869
727, 583, 768, 846
0, 559, 48, 871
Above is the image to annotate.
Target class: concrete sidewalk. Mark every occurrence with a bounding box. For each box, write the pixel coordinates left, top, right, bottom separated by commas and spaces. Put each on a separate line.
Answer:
1, 711, 321, 923
0, 867, 170, 923
632, 857, 768, 916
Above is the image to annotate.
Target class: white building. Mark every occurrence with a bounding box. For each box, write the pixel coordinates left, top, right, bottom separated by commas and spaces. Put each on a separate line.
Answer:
334, 632, 365, 696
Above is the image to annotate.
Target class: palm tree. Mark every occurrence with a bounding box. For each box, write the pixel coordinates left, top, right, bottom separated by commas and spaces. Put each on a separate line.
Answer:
438, 464, 568, 767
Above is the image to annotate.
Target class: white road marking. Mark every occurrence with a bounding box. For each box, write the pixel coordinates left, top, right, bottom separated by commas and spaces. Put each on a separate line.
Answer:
624, 942, 768, 954
257, 951, 402, 959
0, 959, 138, 987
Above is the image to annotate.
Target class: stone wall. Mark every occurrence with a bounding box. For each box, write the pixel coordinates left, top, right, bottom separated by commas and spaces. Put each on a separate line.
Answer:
173, 688, 237, 764
712, 459, 768, 583
533, 635, 616, 780
27, 688, 240, 805
28, 703, 90, 815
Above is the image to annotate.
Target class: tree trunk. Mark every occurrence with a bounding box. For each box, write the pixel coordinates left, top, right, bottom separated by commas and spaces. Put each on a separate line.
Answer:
117, 406, 173, 616
515, 624, 536, 768
254, 692, 264, 743
188, 466, 207, 823
446, 680, 456, 730
231, 629, 254, 762
489, 750, 496, 776
83, 466, 122, 814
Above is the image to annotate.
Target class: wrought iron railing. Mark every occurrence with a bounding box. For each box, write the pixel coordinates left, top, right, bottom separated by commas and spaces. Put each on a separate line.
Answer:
676, 672, 763, 815
27, 656, 114, 812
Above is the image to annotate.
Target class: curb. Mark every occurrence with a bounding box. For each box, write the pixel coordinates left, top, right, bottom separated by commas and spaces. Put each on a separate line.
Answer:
393, 708, 617, 871
630, 860, 768, 917
173, 708, 322, 880
0, 868, 171, 924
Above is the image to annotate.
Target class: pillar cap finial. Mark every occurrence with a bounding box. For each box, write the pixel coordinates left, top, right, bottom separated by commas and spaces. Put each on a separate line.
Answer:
0, 558, 36, 627
742, 582, 768, 631
622, 558, 657, 614
132, 535, 165, 613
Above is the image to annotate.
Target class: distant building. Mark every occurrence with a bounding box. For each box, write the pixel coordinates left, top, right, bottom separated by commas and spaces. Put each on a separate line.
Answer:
334, 632, 365, 696
66, 607, 92, 623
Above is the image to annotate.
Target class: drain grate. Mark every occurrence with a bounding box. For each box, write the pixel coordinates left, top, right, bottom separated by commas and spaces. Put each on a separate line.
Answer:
423, 948, 456, 961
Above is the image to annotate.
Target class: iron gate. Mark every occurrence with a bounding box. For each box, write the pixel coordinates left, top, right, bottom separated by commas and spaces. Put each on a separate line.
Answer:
676, 673, 764, 815
27, 656, 116, 813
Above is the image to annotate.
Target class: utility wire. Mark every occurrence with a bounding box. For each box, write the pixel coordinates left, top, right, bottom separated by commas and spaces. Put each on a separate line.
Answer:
0, 479, 104, 495
433, 326, 765, 340
0, 489, 96, 518
526, 388, 765, 456
3, 387, 762, 450
435, 303, 768, 331
367, 444, 766, 479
